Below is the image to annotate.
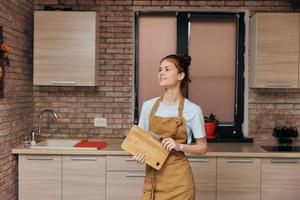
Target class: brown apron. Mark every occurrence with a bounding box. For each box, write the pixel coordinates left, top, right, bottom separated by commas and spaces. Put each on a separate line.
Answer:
140, 97, 195, 200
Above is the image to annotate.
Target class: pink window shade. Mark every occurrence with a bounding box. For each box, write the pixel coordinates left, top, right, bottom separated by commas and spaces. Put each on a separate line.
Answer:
138, 16, 176, 113
189, 17, 236, 123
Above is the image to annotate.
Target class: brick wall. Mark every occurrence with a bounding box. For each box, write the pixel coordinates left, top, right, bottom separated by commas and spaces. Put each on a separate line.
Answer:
32, 0, 300, 141
0, 0, 298, 199
0, 1, 34, 200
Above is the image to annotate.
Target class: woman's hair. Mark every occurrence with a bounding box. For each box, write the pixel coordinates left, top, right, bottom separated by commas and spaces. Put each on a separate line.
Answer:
160, 54, 192, 97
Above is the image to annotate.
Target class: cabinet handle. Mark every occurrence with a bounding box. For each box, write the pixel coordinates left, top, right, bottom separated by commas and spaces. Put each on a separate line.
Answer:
271, 159, 299, 164
226, 158, 254, 163
70, 157, 97, 161
27, 156, 53, 160
51, 81, 77, 85
126, 173, 145, 177
265, 83, 292, 88
126, 158, 135, 162
188, 158, 209, 162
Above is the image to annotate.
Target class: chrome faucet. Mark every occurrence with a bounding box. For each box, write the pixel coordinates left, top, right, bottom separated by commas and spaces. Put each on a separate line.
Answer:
31, 109, 58, 144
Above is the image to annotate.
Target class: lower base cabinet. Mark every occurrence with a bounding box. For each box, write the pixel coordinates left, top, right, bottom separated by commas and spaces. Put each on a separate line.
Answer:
217, 157, 261, 200
261, 158, 300, 200
18, 154, 300, 200
106, 156, 145, 200
19, 155, 61, 200
62, 156, 105, 200
189, 157, 216, 200
18, 155, 105, 200
106, 171, 145, 199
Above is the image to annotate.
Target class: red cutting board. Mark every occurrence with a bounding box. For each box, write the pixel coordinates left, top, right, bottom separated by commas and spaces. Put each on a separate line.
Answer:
74, 140, 107, 149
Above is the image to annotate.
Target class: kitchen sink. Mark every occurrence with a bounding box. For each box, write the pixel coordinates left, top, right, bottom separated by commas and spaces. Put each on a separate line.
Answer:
30, 139, 97, 150
261, 145, 300, 152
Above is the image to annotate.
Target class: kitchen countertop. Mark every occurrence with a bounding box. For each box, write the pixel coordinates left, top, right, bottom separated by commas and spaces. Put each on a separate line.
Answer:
11, 139, 300, 158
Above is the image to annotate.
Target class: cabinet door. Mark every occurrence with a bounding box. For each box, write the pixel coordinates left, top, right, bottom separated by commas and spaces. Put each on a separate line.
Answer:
19, 155, 61, 200
250, 13, 299, 88
188, 157, 216, 200
33, 11, 96, 86
217, 157, 261, 200
261, 158, 300, 200
62, 156, 105, 200
106, 171, 145, 200
106, 156, 145, 200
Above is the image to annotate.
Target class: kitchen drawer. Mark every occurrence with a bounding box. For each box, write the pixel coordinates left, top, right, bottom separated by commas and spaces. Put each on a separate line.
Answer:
106, 156, 145, 171
188, 157, 216, 200
261, 158, 300, 200
106, 171, 145, 200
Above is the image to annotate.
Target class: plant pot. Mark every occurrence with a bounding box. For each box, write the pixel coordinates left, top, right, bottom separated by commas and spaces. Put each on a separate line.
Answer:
205, 121, 217, 139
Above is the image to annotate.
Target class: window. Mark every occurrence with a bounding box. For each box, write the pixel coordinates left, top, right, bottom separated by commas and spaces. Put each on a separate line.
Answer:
134, 12, 245, 138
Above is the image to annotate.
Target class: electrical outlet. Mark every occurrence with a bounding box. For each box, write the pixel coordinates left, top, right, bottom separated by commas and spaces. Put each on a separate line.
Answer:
94, 118, 107, 127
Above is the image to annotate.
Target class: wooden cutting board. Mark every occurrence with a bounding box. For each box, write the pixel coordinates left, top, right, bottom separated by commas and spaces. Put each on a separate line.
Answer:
121, 125, 169, 170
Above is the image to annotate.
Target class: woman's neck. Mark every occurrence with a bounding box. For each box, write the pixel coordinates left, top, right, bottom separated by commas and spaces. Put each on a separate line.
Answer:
162, 88, 183, 105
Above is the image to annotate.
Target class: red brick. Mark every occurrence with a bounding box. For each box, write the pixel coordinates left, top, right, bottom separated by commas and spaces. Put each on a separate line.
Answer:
58, 0, 77, 5
115, 0, 132, 5
39, 0, 58, 4
96, 0, 115, 5
151, 0, 170, 6
225, 0, 244, 6
133, 0, 151, 5
207, 0, 225, 6
78, 0, 96, 5
170, 0, 188, 6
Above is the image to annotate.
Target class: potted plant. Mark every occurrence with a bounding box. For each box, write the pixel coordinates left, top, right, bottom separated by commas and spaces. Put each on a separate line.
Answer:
204, 113, 218, 139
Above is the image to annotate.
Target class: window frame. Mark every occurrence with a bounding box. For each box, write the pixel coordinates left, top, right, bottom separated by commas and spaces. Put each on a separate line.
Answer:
134, 11, 245, 139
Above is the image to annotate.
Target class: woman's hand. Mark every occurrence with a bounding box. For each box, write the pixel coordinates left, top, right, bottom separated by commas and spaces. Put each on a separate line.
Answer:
132, 153, 146, 164
162, 138, 182, 151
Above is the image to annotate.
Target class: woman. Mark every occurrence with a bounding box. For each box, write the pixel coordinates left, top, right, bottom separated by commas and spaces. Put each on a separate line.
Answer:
134, 54, 207, 200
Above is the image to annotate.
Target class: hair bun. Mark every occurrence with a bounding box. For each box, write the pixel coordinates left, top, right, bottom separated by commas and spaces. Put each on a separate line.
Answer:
179, 54, 191, 68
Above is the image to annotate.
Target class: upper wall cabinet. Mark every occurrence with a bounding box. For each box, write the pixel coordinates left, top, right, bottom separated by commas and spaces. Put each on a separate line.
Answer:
33, 11, 96, 86
249, 13, 299, 88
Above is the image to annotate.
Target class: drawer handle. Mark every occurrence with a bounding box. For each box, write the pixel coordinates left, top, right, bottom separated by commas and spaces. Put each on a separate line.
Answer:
271, 159, 299, 164
126, 173, 145, 177
126, 158, 136, 162
188, 158, 209, 162
226, 159, 254, 163
70, 157, 97, 161
27, 156, 53, 160
51, 81, 77, 85
265, 83, 292, 87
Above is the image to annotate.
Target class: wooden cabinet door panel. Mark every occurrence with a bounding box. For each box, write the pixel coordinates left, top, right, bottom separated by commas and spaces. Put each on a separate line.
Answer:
189, 157, 216, 200
250, 13, 299, 88
33, 11, 96, 86
106, 171, 145, 200
62, 156, 105, 200
217, 157, 261, 200
106, 155, 145, 171
261, 158, 300, 200
19, 155, 61, 200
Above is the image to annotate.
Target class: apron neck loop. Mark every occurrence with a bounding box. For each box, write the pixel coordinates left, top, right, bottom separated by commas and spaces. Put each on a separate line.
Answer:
150, 96, 185, 119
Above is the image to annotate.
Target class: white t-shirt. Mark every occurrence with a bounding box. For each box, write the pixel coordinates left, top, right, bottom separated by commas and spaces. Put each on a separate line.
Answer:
138, 97, 206, 144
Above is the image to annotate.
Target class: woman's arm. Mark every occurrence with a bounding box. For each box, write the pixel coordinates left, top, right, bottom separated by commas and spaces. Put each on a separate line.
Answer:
162, 137, 207, 155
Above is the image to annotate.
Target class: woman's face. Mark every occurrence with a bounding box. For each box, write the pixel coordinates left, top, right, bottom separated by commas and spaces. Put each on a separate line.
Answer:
158, 59, 184, 88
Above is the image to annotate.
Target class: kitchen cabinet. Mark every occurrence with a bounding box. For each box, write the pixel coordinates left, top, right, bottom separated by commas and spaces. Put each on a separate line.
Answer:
216, 157, 261, 200
19, 155, 61, 200
188, 157, 216, 200
106, 156, 145, 200
33, 11, 96, 86
261, 158, 300, 200
62, 156, 105, 200
19, 155, 105, 200
249, 13, 299, 88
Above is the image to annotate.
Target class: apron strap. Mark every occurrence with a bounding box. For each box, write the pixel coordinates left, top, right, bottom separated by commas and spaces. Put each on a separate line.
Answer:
149, 96, 163, 120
